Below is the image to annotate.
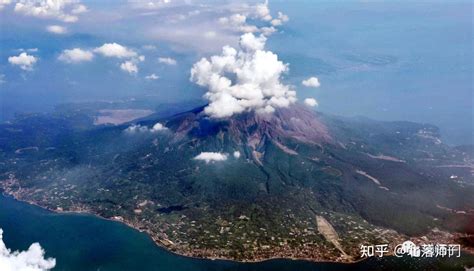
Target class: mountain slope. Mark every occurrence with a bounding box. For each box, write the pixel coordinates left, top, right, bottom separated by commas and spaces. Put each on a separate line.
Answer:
0, 104, 473, 261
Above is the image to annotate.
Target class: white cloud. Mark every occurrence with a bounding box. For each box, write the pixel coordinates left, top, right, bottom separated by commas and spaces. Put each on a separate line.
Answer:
218, 13, 258, 34
233, 151, 241, 158
304, 98, 318, 107
253, 0, 272, 21
194, 152, 228, 163
240, 32, 266, 51
151, 122, 167, 131
0, 0, 12, 10
128, 0, 171, 10
8, 52, 37, 70
124, 123, 167, 133
46, 25, 67, 34
124, 124, 149, 133
271, 12, 289, 26
71, 3, 86, 14
94, 43, 137, 59
57, 43, 142, 73
145, 73, 159, 80
302, 77, 320, 88
58, 48, 93, 63
158, 57, 176, 65
120, 55, 144, 74
259, 26, 277, 36
120, 61, 138, 74
14, 0, 87, 23
190, 33, 296, 118
218, 3, 288, 37
0, 228, 56, 271
0, 74, 6, 84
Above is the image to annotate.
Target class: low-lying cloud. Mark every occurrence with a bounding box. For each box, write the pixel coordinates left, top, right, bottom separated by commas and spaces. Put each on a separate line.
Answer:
145, 73, 159, 80
124, 123, 167, 133
8, 52, 37, 70
94, 43, 138, 59
0, 228, 56, 271
194, 152, 228, 163
58, 48, 93, 63
304, 98, 318, 107
59, 43, 144, 74
120, 61, 138, 74
190, 33, 296, 118
302, 77, 320, 88
218, 1, 289, 37
46, 25, 67, 34
14, 0, 87, 23
158, 57, 177, 65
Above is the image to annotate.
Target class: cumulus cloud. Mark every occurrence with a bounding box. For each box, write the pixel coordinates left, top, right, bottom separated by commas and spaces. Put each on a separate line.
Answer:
124, 124, 149, 133
14, 0, 87, 23
158, 57, 176, 65
58, 48, 93, 63
215, 1, 289, 38
304, 98, 318, 107
124, 123, 167, 133
253, 0, 272, 21
46, 25, 67, 34
0, 0, 12, 10
233, 151, 241, 158
92, 43, 144, 73
56, 42, 143, 73
194, 152, 228, 163
151, 122, 167, 131
302, 77, 320, 88
218, 2, 288, 36
190, 33, 296, 118
0, 228, 56, 271
218, 13, 258, 33
145, 73, 159, 80
271, 12, 289, 26
120, 61, 138, 74
94, 43, 138, 59
8, 52, 37, 70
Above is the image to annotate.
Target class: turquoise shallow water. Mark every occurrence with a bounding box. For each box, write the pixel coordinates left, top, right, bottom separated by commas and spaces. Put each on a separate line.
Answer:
0, 194, 471, 271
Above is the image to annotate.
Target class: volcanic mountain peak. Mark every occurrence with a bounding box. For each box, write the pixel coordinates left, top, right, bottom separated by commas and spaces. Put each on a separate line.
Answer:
166, 103, 332, 147
1, 102, 473, 263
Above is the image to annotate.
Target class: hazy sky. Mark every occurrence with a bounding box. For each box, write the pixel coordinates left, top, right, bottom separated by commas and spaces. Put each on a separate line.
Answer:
0, 0, 472, 144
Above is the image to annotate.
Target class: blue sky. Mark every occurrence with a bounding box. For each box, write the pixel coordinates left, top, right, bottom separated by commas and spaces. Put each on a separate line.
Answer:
0, 0, 472, 144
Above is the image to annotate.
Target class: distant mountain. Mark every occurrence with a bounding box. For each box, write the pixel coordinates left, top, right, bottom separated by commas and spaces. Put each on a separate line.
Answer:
0, 103, 473, 262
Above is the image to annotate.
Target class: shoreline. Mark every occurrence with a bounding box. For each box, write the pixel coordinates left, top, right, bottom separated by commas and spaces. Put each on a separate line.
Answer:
0, 191, 367, 265
2, 191, 473, 265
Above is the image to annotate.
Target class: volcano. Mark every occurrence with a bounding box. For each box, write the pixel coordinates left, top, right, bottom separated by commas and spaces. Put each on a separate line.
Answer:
1, 103, 473, 261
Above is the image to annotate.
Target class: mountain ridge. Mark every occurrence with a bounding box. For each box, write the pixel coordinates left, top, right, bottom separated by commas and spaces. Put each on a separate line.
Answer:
0, 103, 473, 262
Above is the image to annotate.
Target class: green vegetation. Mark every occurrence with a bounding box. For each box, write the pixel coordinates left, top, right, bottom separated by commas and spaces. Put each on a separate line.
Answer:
0, 103, 473, 261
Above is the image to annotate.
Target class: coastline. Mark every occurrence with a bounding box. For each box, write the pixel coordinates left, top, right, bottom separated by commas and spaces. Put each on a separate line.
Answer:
2, 190, 473, 265
0, 191, 365, 265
